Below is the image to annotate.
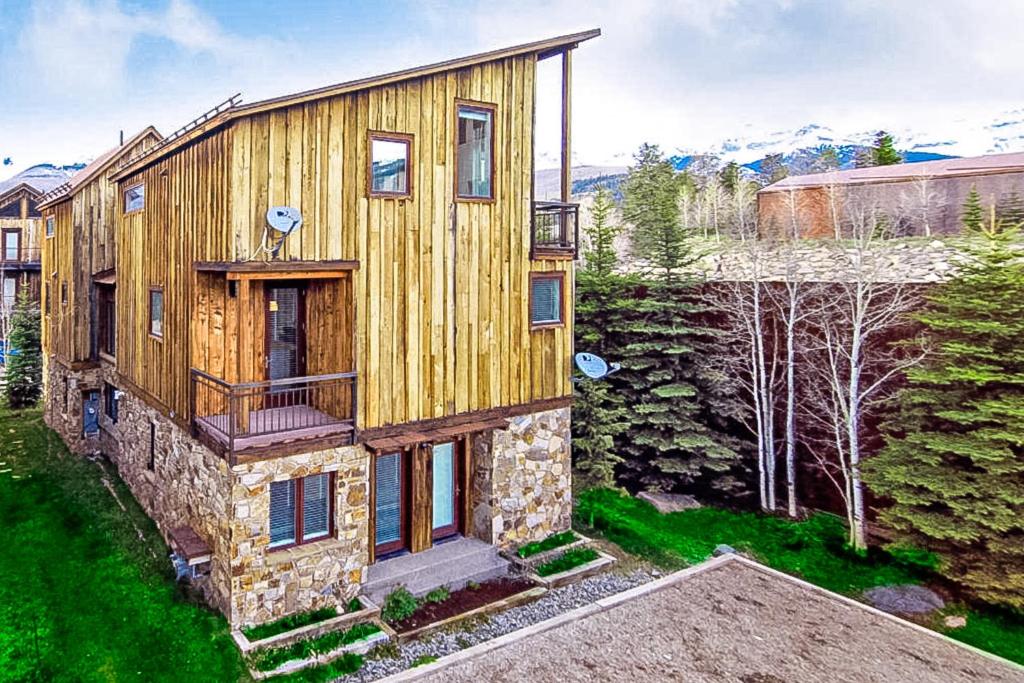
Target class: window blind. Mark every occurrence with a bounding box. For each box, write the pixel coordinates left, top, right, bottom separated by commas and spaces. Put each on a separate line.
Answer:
531, 278, 561, 324
375, 454, 402, 547
269, 480, 296, 547
302, 473, 330, 541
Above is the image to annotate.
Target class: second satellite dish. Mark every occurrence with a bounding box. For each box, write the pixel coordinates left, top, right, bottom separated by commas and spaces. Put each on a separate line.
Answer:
267, 206, 303, 236
574, 352, 621, 381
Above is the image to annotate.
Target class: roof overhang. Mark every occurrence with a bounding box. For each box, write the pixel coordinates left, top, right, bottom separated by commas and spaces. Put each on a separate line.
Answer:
112, 29, 600, 182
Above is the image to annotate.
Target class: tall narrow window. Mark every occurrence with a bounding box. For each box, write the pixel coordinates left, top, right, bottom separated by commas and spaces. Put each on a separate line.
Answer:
124, 183, 145, 213
104, 382, 119, 423
456, 103, 494, 200
61, 281, 67, 308
269, 474, 334, 549
148, 422, 156, 470
3, 229, 19, 262
45, 216, 54, 238
97, 284, 116, 356
149, 287, 163, 338
530, 273, 564, 328
369, 133, 412, 197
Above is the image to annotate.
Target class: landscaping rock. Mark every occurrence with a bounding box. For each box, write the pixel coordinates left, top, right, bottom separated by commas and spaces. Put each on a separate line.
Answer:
637, 491, 701, 514
863, 585, 945, 615
943, 615, 968, 629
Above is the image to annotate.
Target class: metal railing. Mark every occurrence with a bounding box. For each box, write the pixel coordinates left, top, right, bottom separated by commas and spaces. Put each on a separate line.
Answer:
531, 201, 579, 258
190, 369, 357, 460
0, 246, 41, 265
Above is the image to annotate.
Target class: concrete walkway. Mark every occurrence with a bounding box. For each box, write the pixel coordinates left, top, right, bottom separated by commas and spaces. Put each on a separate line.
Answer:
384, 555, 1024, 683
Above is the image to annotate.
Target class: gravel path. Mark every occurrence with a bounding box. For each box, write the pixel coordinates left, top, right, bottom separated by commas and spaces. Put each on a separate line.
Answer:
339, 570, 655, 682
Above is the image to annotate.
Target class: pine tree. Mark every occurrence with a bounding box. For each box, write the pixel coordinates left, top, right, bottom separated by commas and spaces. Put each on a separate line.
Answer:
865, 224, 1024, 609
962, 186, 984, 234
759, 154, 788, 186
622, 144, 687, 281
4, 286, 42, 409
872, 131, 903, 166
814, 146, 841, 172
854, 146, 877, 169
583, 187, 619, 277
719, 161, 741, 195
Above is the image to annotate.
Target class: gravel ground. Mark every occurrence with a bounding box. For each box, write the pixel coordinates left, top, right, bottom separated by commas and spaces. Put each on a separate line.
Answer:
338, 569, 655, 682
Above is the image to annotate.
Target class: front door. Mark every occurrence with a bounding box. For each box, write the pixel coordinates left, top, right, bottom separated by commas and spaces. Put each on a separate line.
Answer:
431, 441, 459, 540
374, 451, 407, 556
82, 390, 100, 437
266, 284, 306, 404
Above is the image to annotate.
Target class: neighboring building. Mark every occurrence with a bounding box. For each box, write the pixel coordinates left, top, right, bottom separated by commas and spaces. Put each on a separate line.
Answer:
758, 152, 1024, 239
41, 30, 597, 628
0, 164, 69, 348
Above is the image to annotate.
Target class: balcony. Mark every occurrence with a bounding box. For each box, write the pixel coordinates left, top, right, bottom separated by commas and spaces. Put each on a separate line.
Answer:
190, 370, 357, 462
531, 201, 579, 259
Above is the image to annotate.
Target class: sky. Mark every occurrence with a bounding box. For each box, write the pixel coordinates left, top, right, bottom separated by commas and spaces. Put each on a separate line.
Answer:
2, 0, 1024, 173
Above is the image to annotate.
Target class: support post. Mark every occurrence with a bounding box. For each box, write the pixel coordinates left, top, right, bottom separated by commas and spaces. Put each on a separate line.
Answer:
560, 49, 573, 204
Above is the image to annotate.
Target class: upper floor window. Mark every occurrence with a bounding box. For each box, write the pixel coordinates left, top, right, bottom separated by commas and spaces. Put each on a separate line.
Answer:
530, 273, 565, 328
98, 284, 116, 356
45, 216, 54, 238
3, 229, 20, 261
369, 133, 412, 197
270, 473, 333, 549
2, 277, 15, 310
124, 183, 145, 213
456, 102, 494, 200
148, 287, 163, 338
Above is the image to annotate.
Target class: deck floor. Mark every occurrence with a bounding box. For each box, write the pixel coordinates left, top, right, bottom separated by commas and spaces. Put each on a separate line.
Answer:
195, 405, 353, 452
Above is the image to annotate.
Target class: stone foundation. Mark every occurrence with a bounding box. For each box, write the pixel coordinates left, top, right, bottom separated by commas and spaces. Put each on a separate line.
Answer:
471, 407, 573, 548
42, 357, 104, 454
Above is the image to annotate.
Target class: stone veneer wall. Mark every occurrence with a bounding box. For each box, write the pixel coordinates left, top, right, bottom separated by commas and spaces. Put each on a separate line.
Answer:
229, 446, 370, 627
471, 406, 572, 548
42, 357, 104, 454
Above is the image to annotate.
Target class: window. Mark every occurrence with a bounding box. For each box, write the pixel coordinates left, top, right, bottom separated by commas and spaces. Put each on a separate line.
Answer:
61, 281, 67, 308
104, 382, 119, 423
530, 273, 564, 328
368, 133, 412, 197
3, 229, 19, 261
148, 287, 163, 338
46, 216, 54, 238
269, 473, 334, 549
124, 183, 145, 213
97, 284, 116, 356
2, 278, 15, 310
455, 102, 494, 200
148, 422, 156, 470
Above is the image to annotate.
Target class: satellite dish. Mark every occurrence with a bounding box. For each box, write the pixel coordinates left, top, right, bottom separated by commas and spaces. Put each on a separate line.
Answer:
266, 206, 303, 236
574, 352, 621, 381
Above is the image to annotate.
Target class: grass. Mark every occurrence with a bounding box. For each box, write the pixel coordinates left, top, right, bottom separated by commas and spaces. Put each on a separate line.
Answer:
247, 622, 381, 672
266, 652, 363, 682
0, 407, 247, 681
242, 607, 338, 642
516, 530, 578, 559
535, 548, 600, 577
576, 487, 1024, 666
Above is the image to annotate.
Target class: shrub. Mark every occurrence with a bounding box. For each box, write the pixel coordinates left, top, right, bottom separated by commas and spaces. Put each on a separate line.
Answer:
536, 548, 600, 577
381, 587, 419, 624
516, 530, 577, 558
422, 586, 450, 604
345, 597, 363, 613
242, 607, 338, 642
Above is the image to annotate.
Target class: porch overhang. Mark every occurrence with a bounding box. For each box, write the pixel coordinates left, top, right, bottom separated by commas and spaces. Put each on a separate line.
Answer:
193, 259, 359, 281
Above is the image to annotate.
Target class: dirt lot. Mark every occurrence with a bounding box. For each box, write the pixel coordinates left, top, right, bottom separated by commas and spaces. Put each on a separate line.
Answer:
411, 558, 1024, 683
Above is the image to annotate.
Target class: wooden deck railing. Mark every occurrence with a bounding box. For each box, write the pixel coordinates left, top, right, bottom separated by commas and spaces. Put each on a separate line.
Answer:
531, 201, 579, 258
190, 369, 357, 461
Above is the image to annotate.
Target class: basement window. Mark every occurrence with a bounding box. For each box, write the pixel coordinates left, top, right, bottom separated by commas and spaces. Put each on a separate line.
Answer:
124, 183, 145, 213
369, 133, 412, 197
104, 382, 119, 423
269, 473, 334, 549
530, 273, 564, 328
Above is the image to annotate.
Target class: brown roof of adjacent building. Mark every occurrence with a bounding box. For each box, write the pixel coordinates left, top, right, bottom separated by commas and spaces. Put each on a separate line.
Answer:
761, 151, 1024, 193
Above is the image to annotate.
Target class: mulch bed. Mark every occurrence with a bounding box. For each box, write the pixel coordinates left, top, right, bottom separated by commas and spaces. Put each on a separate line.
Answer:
393, 578, 536, 633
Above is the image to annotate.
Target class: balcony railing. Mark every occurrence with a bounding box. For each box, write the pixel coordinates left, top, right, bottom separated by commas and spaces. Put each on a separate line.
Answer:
531, 201, 579, 259
0, 246, 41, 266
190, 369, 357, 462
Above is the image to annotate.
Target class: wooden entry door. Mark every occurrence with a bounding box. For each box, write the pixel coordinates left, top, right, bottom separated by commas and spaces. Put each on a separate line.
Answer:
374, 451, 407, 556
431, 441, 459, 540
265, 284, 307, 406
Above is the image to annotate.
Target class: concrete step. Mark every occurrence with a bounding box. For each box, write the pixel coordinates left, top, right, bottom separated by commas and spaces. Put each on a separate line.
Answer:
362, 536, 509, 604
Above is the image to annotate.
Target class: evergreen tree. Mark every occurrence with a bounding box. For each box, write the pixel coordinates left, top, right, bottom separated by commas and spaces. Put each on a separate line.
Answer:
962, 186, 984, 234
854, 146, 877, 168
759, 153, 788, 186
872, 131, 903, 166
719, 161, 741, 195
622, 144, 686, 281
583, 187, 620, 277
814, 146, 841, 172
4, 286, 42, 409
865, 224, 1024, 609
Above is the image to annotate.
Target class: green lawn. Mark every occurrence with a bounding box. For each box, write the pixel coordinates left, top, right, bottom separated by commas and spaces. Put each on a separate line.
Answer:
576, 487, 1024, 665
0, 407, 247, 682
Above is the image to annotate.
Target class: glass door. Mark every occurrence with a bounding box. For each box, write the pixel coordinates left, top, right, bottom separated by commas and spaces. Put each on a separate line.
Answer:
375, 452, 406, 556
266, 284, 306, 407
431, 442, 458, 539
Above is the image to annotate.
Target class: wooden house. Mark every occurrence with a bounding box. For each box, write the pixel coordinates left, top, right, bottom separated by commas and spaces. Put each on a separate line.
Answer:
42, 30, 598, 626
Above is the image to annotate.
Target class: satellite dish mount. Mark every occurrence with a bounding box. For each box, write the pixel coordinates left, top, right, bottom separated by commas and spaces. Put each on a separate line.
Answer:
259, 206, 303, 259
573, 352, 621, 382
